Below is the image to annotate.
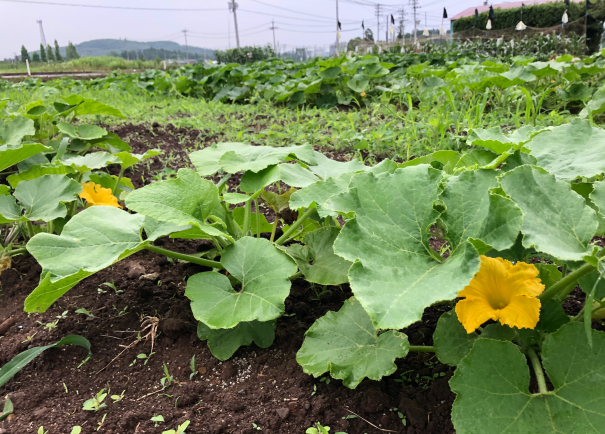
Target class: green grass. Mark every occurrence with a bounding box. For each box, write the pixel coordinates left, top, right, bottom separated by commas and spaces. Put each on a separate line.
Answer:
0, 57, 164, 74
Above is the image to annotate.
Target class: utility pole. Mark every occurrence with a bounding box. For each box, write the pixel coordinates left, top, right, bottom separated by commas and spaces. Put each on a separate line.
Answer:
182, 29, 189, 61
399, 8, 406, 45
410, 0, 420, 44
335, 0, 339, 55
36, 20, 47, 46
228, 0, 240, 48
375, 4, 382, 42
269, 20, 278, 52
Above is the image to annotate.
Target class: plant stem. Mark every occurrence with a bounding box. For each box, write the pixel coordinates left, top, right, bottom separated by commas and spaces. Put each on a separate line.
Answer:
25, 221, 35, 239
269, 216, 279, 243
539, 262, 596, 302
243, 199, 251, 236
274, 208, 314, 246
254, 199, 261, 238
526, 347, 548, 394
7, 247, 28, 257
112, 166, 125, 196
289, 271, 303, 280
408, 345, 435, 353
145, 245, 224, 270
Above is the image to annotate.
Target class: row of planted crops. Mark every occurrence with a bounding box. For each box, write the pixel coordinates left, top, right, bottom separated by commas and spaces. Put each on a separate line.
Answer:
2, 48, 605, 433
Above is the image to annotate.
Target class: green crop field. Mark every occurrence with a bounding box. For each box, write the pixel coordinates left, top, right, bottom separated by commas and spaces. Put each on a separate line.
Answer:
2, 44, 605, 434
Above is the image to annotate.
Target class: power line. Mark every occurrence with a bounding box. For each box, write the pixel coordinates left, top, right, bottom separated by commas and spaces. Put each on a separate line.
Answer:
1, 0, 225, 11
269, 20, 278, 52
228, 0, 241, 48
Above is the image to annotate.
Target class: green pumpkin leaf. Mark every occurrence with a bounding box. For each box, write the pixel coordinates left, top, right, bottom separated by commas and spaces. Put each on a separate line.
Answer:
239, 163, 319, 194
327, 166, 480, 330
347, 74, 370, 93
308, 151, 366, 180
1, 116, 35, 146
441, 170, 522, 253
189, 142, 316, 176
0, 185, 9, 195
499, 165, 598, 261
25, 207, 146, 311
0, 143, 51, 172
434, 310, 478, 367
115, 150, 162, 170
75, 125, 107, 140
63, 95, 125, 118
527, 119, 605, 181
398, 150, 461, 175
290, 174, 353, 218
451, 323, 605, 434
7, 163, 76, 187
534, 264, 562, 290
197, 320, 275, 361
125, 168, 230, 240
536, 299, 570, 333
0, 195, 22, 223
14, 175, 82, 222
61, 152, 120, 173
296, 298, 409, 388
185, 237, 297, 329
287, 227, 352, 285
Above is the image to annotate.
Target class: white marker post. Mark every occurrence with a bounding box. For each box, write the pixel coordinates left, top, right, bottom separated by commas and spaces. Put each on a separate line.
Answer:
26, 59, 31, 76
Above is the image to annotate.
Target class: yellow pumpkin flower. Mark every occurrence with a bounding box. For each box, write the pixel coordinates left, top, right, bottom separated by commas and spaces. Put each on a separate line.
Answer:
455, 255, 544, 333
360, 91, 367, 97
79, 182, 122, 209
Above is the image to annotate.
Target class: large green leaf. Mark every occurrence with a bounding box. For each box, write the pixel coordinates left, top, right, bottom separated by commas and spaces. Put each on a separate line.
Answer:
296, 298, 409, 388
125, 168, 229, 240
63, 95, 125, 118
441, 170, 522, 253
467, 125, 545, 155
450, 323, 605, 434
526, 119, 605, 181
189, 142, 316, 176
308, 151, 366, 180
61, 152, 120, 173
25, 207, 146, 311
491, 67, 536, 88
13, 175, 82, 222
434, 311, 478, 367
115, 150, 162, 170
0, 335, 91, 388
398, 150, 461, 175
287, 227, 352, 285
347, 74, 370, 93
0, 196, 22, 223
185, 237, 297, 329
499, 166, 598, 261
197, 320, 275, 361
327, 166, 480, 330
0, 143, 50, 172
290, 173, 353, 218
1, 116, 35, 146
239, 163, 319, 194
7, 163, 76, 187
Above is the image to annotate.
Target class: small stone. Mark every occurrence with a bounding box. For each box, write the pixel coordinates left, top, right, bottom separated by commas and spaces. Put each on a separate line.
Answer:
33, 407, 48, 418
140, 272, 159, 281
5, 414, 15, 422
0, 317, 15, 335
127, 263, 145, 279
238, 389, 246, 395
221, 362, 236, 381
198, 367, 208, 375
276, 408, 290, 420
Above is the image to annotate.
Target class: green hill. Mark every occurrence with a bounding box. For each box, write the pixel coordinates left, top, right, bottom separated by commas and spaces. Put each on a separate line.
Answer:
71, 39, 213, 58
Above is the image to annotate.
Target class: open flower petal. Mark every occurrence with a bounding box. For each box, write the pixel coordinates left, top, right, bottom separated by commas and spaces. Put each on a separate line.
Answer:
79, 182, 122, 209
456, 255, 544, 333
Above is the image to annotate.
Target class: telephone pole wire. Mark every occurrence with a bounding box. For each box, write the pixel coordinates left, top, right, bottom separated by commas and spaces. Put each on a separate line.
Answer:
269, 19, 278, 52
182, 29, 189, 60
375, 4, 382, 42
228, 0, 241, 48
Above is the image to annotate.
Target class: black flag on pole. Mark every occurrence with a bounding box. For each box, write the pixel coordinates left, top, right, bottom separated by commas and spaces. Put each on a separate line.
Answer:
488, 5, 495, 22
391, 14, 395, 24
362, 20, 365, 29
338, 21, 342, 30
475, 8, 479, 19
443, 8, 448, 19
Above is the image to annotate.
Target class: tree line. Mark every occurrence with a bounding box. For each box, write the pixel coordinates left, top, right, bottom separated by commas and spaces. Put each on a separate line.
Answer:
19, 40, 79, 63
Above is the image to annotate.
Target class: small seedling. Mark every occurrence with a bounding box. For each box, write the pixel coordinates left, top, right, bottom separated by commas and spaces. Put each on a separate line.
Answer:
189, 354, 197, 380
20, 332, 37, 344
0, 396, 14, 422
162, 420, 190, 434
37, 319, 59, 331
342, 415, 357, 420
305, 423, 330, 434
63, 383, 69, 393
311, 384, 317, 396
100, 281, 122, 294
319, 377, 331, 385
70, 427, 82, 434
97, 414, 107, 431
151, 414, 165, 427
82, 389, 107, 411
160, 364, 174, 387
37, 427, 49, 434
111, 390, 125, 403
130, 351, 155, 366
389, 408, 407, 426
252, 422, 262, 430
75, 308, 94, 318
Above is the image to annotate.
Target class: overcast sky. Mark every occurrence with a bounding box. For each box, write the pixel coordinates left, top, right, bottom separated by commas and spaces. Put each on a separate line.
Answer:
1, 0, 487, 59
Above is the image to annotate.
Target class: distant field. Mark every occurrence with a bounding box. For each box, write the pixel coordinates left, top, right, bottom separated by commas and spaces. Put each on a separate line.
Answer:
0, 56, 167, 74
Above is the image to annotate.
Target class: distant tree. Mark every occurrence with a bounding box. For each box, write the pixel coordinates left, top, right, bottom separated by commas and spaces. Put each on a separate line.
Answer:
347, 37, 363, 52
109, 51, 119, 57
54, 40, 63, 62
364, 29, 374, 42
154, 56, 162, 63
32, 52, 41, 62
65, 41, 80, 60
20, 45, 30, 63
39, 44, 47, 62
46, 44, 55, 62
